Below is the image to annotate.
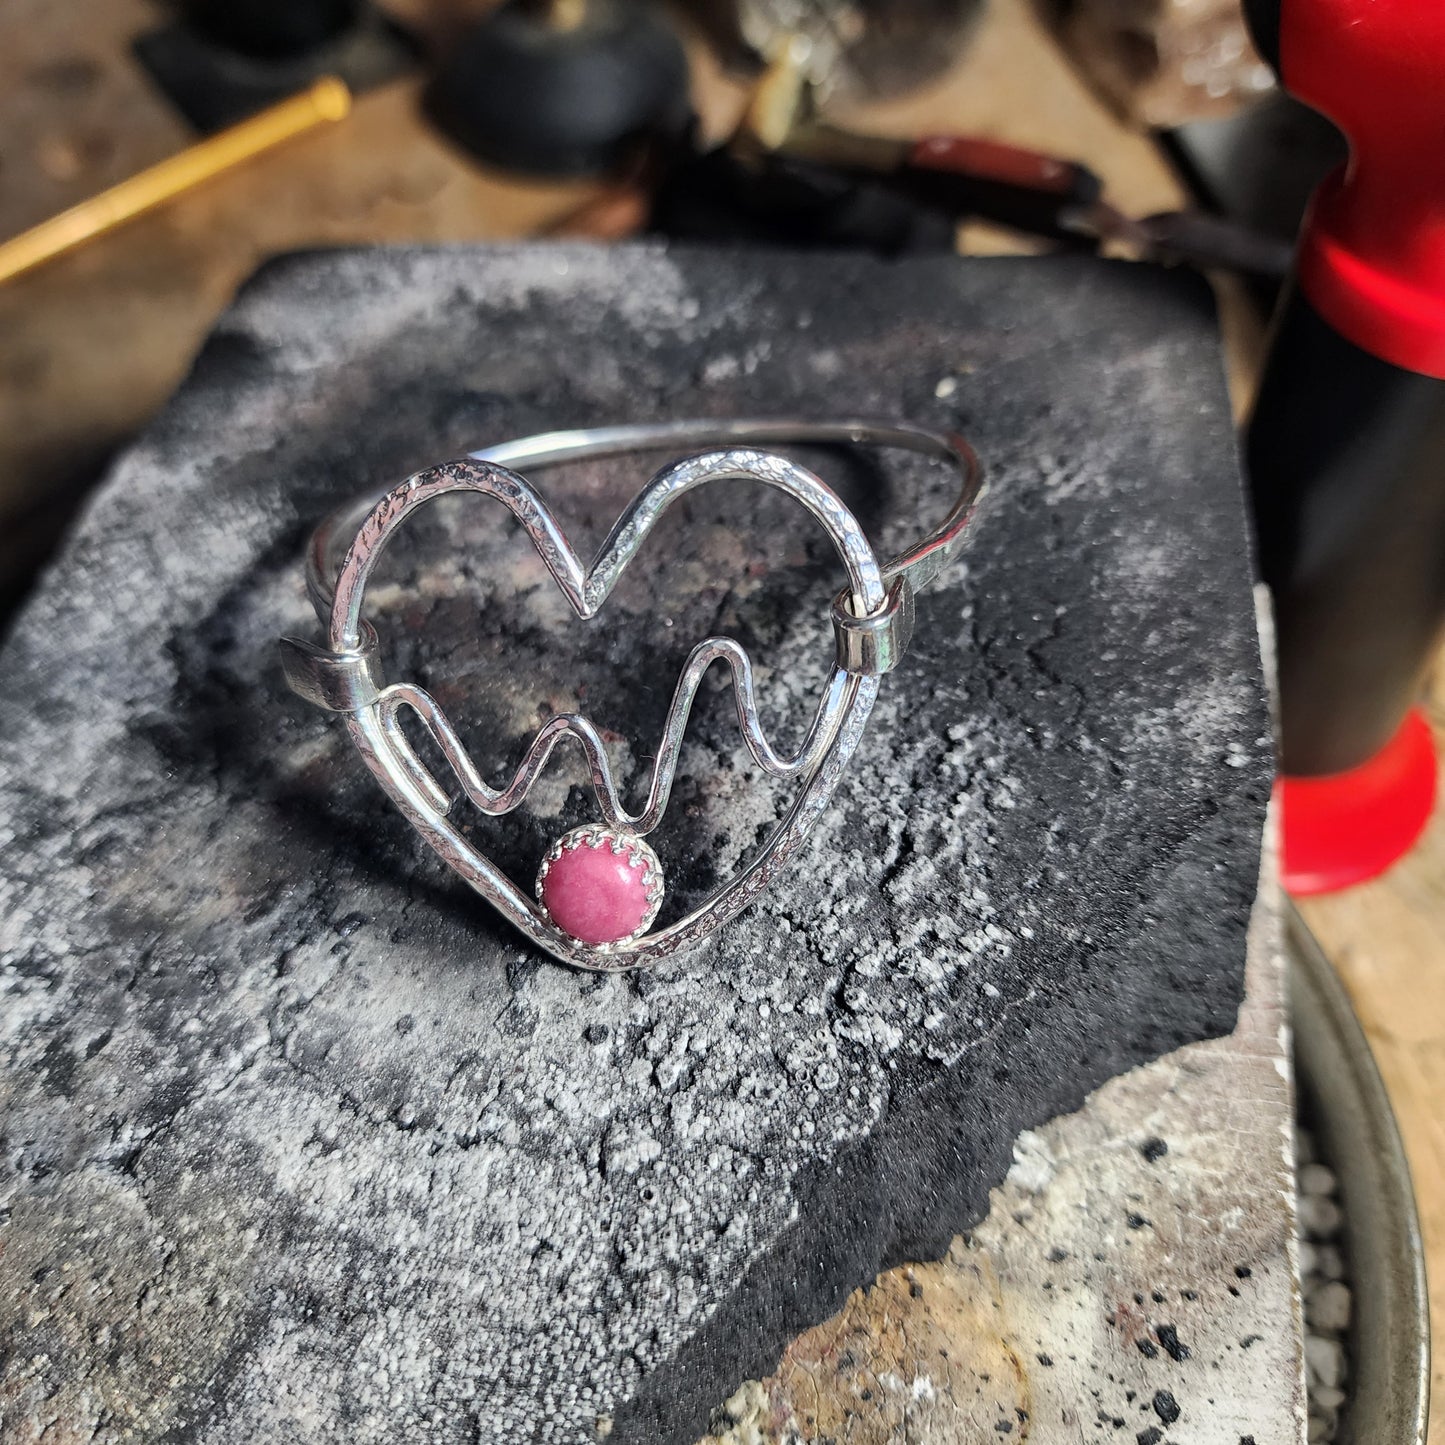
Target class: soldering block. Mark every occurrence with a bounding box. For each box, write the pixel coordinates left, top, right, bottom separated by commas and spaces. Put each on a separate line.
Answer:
0, 245, 1270, 1444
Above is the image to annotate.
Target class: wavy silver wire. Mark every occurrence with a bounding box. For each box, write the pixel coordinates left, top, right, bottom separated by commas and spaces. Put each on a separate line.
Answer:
324, 446, 891, 837
376, 638, 852, 835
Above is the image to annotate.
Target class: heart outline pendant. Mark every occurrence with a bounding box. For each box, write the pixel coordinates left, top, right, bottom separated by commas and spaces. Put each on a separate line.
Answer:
281, 420, 983, 971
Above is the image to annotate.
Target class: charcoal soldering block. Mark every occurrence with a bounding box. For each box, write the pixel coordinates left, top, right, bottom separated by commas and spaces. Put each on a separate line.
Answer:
0, 245, 1271, 1444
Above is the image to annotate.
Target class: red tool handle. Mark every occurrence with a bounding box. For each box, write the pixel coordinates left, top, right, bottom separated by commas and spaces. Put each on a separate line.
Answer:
1283, 0, 1445, 378
907, 136, 1099, 204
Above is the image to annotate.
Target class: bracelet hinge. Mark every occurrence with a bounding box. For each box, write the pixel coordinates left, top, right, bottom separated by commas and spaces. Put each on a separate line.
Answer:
279, 626, 383, 711
832, 579, 915, 676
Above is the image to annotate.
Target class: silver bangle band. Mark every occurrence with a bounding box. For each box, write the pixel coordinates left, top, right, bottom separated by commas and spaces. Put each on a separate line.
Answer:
280, 418, 984, 972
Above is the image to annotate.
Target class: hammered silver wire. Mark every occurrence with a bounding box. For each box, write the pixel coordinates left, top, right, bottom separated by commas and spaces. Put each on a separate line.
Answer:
374, 639, 854, 835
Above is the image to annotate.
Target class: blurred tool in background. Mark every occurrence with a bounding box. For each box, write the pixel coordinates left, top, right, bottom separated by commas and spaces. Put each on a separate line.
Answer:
425, 0, 690, 176
420, 0, 987, 181
134, 0, 416, 130
1243, 0, 1445, 894
1063, 0, 1273, 129
650, 42, 1291, 276
119, 0, 1297, 266
707, 0, 984, 105
0, 77, 352, 284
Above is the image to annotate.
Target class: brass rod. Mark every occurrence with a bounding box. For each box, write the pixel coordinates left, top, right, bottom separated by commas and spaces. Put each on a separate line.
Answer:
0, 76, 352, 285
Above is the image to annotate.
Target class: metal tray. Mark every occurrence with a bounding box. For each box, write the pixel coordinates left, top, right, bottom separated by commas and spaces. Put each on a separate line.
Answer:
1288, 905, 1431, 1445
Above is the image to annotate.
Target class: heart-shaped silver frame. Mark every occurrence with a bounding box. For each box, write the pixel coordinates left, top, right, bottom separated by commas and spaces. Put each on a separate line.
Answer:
281, 420, 982, 971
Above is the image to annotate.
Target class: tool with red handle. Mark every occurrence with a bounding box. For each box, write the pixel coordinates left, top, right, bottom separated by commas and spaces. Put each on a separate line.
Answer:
1244, 0, 1445, 892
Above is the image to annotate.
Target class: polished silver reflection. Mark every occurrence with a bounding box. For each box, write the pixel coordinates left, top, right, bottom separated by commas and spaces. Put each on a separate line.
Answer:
281, 419, 984, 971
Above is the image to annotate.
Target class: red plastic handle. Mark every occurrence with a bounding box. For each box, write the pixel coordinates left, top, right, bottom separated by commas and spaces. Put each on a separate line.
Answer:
907, 136, 1095, 202
1283, 0, 1445, 378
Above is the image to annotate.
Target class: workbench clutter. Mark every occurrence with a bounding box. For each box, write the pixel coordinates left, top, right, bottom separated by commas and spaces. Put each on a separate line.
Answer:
0, 244, 1277, 1441
2, 2, 1434, 1443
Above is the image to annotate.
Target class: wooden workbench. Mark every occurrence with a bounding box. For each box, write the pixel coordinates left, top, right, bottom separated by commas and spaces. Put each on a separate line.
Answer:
1, 0, 1436, 1437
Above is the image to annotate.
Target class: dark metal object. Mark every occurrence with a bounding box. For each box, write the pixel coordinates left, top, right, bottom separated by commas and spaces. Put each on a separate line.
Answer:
133, 0, 417, 133
1115, 209, 1293, 280
654, 125, 1293, 276
1165, 93, 1345, 253
1288, 906, 1430, 1445
651, 146, 960, 252
425, 0, 690, 177
178, 0, 364, 59
1248, 293, 1445, 774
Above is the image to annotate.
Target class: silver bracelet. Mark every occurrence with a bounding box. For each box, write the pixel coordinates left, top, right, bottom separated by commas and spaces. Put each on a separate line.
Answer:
280, 419, 984, 971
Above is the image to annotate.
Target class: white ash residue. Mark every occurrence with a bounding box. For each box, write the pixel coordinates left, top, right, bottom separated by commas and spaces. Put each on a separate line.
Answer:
233, 243, 716, 377
1296, 1127, 1351, 1442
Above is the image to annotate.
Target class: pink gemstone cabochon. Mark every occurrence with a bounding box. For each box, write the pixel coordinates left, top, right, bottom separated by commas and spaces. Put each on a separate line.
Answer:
538, 830, 660, 946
